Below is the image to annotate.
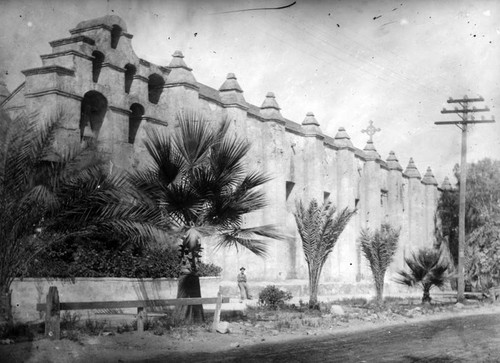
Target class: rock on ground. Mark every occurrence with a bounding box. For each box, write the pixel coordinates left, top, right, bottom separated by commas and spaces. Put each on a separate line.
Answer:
330, 305, 345, 315
216, 321, 230, 334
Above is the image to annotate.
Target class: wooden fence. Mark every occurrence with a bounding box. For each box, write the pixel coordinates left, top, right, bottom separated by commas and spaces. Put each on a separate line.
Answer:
36, 286, 230, 339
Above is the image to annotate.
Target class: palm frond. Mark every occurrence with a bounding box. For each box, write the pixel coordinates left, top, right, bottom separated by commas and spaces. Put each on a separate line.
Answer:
173, 111, 216, 169
395, 248, 449, 290
294, 199, 355, 266
143, 126, 182, 185
209, 135, 250, 187
213, 224, 290, 258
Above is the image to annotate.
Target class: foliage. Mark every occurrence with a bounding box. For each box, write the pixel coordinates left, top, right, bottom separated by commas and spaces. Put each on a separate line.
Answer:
0, 110, 167, 323
294, 199, 356, 307
359, 223, 400, 303
0, 112, 168, 293
132, 111, 287, 322
24, 239, 222, 278
83, 317, 108, 336
436, 159, 500, 290
258, 285, 293, 309
60, 311, 81, 331
436, 189, 459, 266
0, 321, 39, 341
395, 248, 449, 303
465, 222, 500, 291
132, 111, 286, 262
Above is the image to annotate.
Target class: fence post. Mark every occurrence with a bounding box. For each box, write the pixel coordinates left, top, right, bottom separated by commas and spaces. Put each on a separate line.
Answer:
45, 286, 60, 340
212, 288, 222, 332
137, 307, 145, 333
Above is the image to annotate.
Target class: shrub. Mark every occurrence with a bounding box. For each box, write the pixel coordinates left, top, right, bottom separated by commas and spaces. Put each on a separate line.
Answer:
258, 285, 293, 309
395, 248, 449, 303
23, 239, 222, 279
359, 223, 400, 304
197, 262, 223, 277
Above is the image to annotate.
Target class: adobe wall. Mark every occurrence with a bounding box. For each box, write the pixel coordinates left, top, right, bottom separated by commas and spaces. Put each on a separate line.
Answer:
0, 15, 441, 285
10, 277, 222, 323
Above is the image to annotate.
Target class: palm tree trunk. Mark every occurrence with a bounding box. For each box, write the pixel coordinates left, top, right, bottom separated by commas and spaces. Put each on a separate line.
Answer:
422, 284, 432, 304
175, 273, 205, 323
308, 265, 321, 308
375, 274, 384, 304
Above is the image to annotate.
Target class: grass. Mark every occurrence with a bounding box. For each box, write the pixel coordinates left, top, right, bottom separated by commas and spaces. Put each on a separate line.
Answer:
3, 296, 491, 343
0, 321, 43, 342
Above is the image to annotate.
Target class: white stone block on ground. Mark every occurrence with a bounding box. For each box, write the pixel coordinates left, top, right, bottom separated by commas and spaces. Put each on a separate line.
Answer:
216, 321, 230, 334
330, 305, 345, 315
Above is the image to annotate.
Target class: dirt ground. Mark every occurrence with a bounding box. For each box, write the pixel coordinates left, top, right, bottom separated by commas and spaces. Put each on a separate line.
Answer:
1, 299, 500, 362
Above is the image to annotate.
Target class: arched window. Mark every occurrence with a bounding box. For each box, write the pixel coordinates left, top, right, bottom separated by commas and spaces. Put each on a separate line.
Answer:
148, 74, 165, 104
124, 64, 136, 94
110, 25, 122, 49
129, 103, 145, 144
92, 51, 105, 83
80, 91, 108, 141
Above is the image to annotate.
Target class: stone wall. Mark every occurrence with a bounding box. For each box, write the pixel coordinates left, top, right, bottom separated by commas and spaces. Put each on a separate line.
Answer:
0, 15, 441, 285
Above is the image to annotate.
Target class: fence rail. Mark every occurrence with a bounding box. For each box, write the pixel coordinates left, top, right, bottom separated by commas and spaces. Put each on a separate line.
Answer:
40, 286, 230, 340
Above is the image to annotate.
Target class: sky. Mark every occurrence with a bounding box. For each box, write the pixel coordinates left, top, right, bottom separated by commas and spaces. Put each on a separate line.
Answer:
0, 0, 499, 183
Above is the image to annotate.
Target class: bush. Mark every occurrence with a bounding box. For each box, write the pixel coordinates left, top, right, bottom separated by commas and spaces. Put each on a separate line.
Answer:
258, 285, 293, 309
23, 238, 222, 279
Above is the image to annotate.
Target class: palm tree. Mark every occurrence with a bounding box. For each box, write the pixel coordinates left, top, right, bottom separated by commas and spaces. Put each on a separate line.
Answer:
395, 248, 449, 303
131, 111, 287, 322
294, 199, 356, 308
0, 110, 166, 325
359, 224, 400, 304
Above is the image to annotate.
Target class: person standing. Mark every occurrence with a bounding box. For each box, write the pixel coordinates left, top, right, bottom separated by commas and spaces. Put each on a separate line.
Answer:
237, 267, 251, 302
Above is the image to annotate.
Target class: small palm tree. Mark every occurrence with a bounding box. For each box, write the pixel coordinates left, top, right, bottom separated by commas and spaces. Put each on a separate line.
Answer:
294, 199, 356, 308
0, 110, 165, 325
395, 248, 449, 303
132, 111, 287, 322
359, 224, 400, 304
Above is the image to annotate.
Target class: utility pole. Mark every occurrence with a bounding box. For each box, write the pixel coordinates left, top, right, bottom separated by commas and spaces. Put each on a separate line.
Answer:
435, 95, 495, 302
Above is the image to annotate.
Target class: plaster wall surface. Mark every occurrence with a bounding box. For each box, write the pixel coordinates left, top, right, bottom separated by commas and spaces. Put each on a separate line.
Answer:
10, 277, 222, 323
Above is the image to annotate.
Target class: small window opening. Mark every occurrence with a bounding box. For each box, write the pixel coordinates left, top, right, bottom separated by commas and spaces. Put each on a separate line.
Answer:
286, 181, 295, 201
124, 64, 136, 94
80, 91, 108, 141
148, 74, 165, 104
110, 25, 122, 49
92, 51, 105, 83
129, 103, 145, 144
380, 190, 388, 207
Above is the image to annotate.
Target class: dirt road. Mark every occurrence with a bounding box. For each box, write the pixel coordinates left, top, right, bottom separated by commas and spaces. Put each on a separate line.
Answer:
160, 313, 500, 362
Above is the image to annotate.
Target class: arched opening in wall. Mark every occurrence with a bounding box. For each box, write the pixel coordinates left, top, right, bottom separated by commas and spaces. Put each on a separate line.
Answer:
110, 25, 122, 49
148, 74, 165, 104
80, 91, 108, 141
92, 51, 105, 83
124, 64, 136, 94
129, 103, 144, 144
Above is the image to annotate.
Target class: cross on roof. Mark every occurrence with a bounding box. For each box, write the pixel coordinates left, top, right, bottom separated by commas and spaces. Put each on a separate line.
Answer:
361, 120, 381, 142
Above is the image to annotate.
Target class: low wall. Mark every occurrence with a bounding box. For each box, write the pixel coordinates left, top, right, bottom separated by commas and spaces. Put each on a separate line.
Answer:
11, 277, 222, 323
12, 277, 424, 323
